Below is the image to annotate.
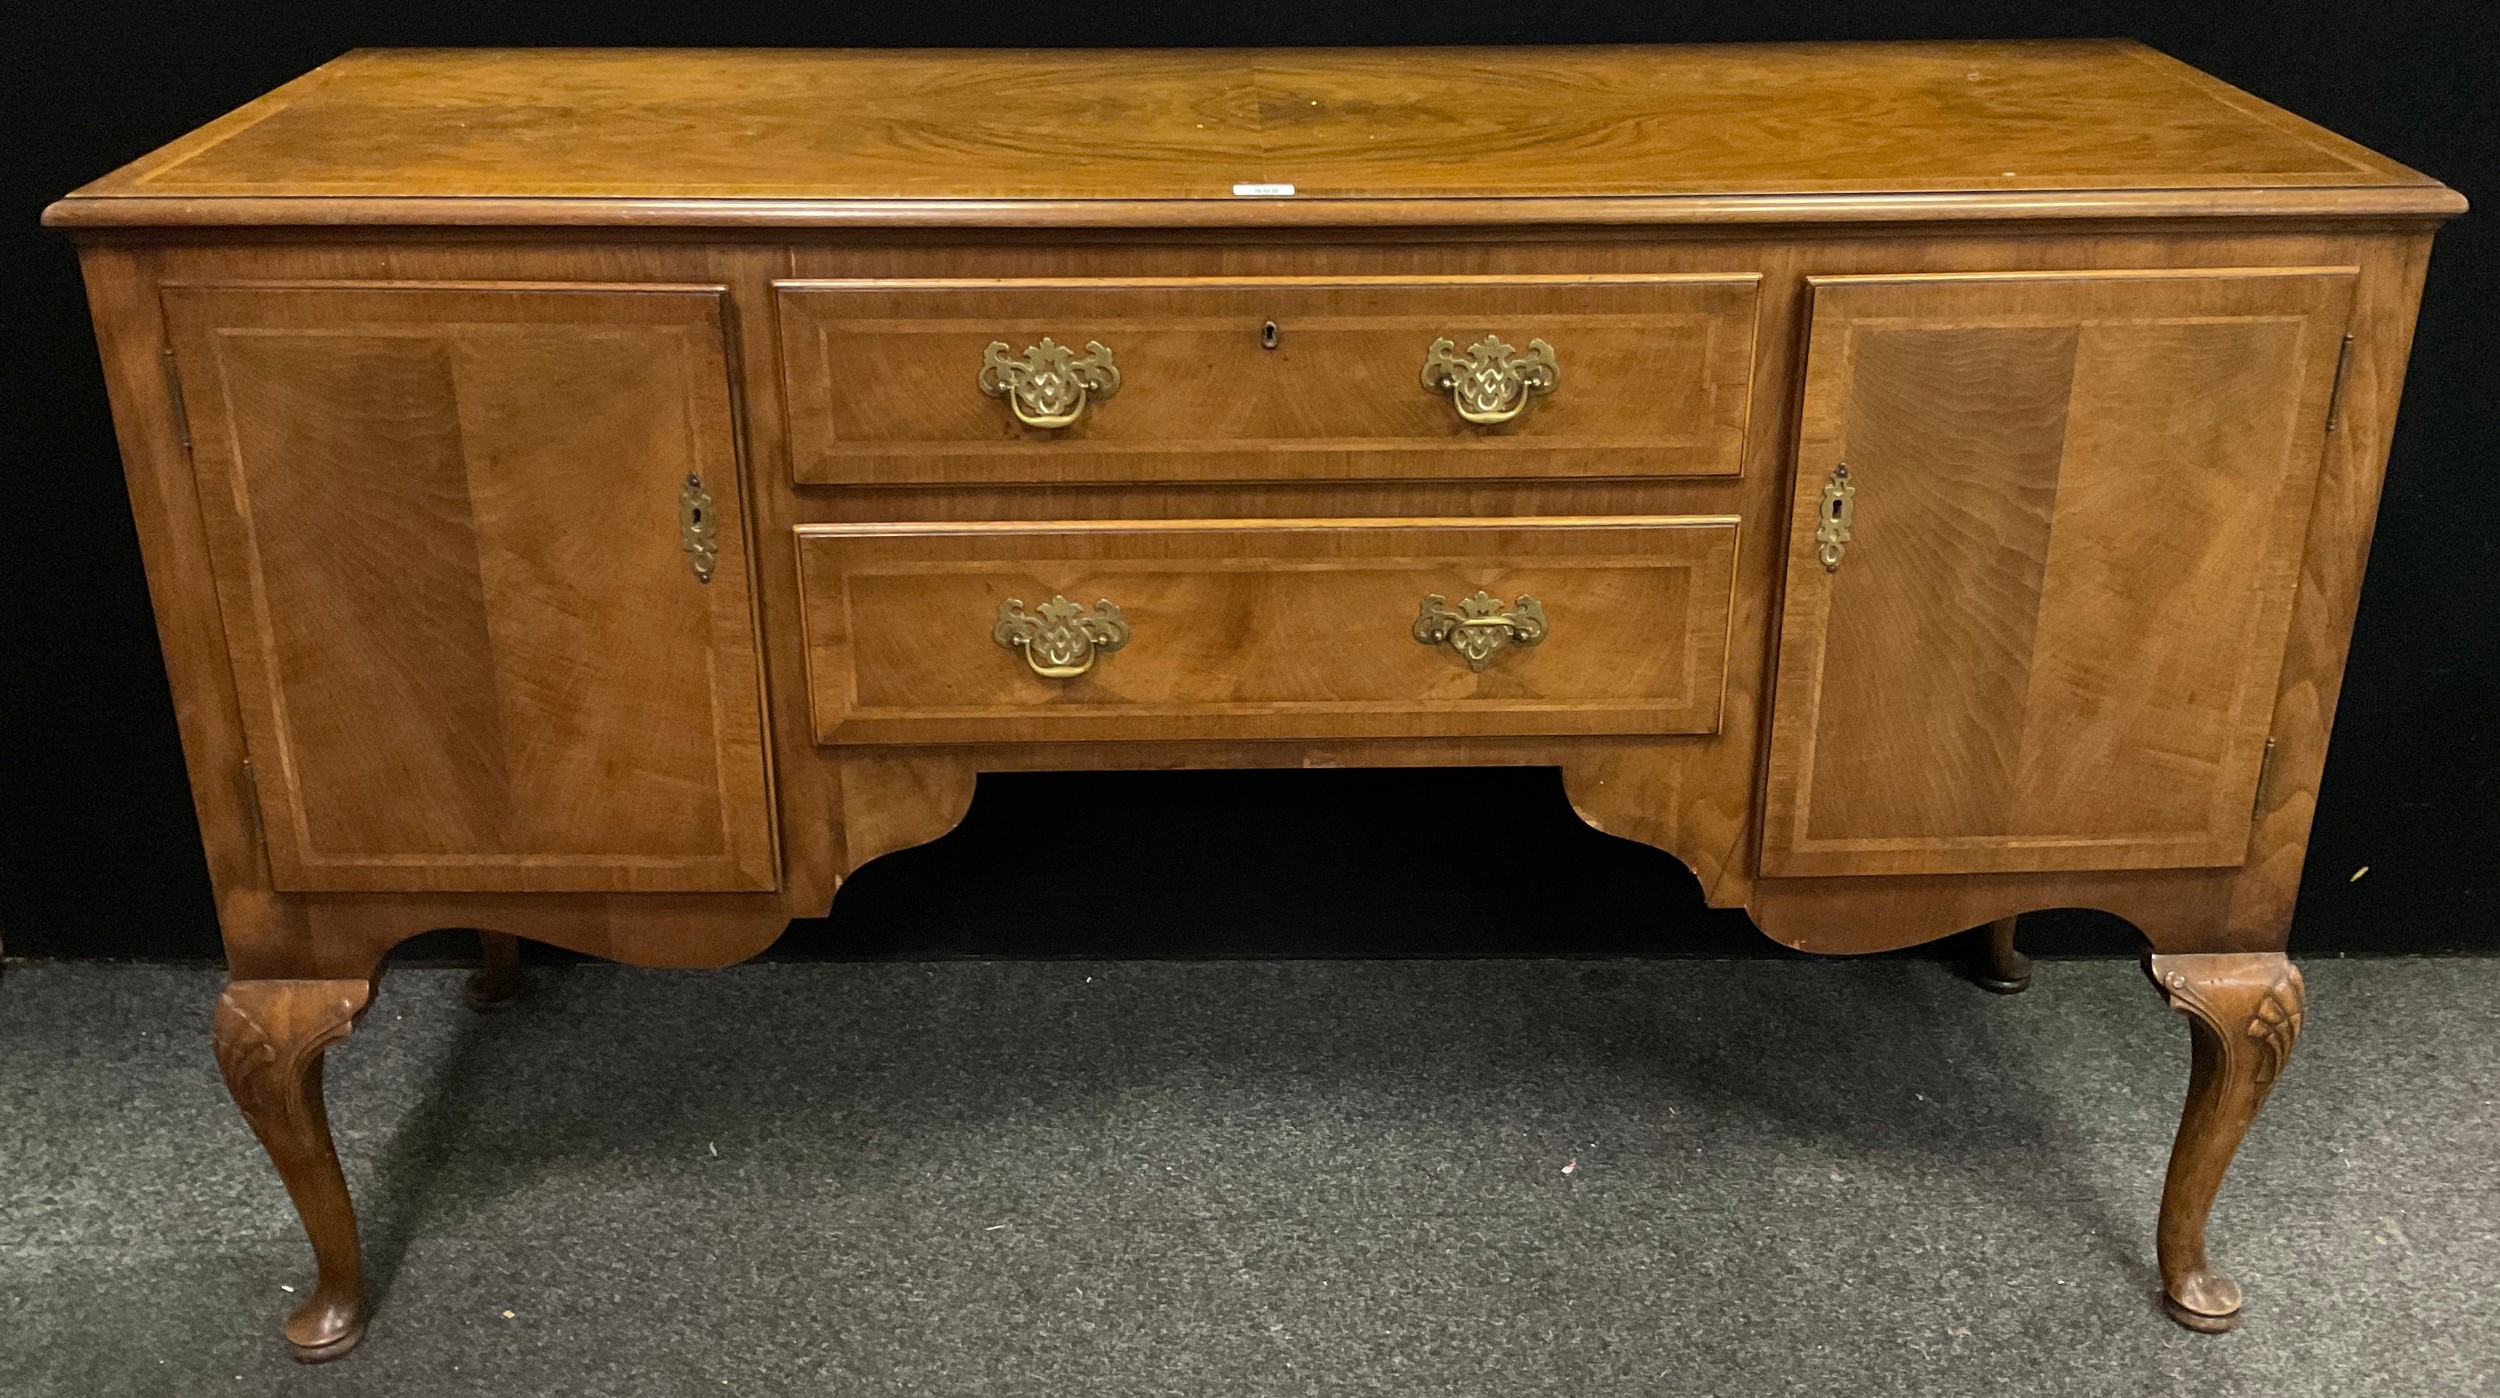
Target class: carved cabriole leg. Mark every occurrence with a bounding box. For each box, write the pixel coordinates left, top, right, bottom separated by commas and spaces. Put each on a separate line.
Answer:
2145, 952, 2306, 1333
1971, 915, 2032, 994
212, 979, 375, 1362
464, 930, 523, 1010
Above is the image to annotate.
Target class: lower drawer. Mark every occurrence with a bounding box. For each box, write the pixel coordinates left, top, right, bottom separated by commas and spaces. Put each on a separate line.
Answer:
794, 517, 1738, 745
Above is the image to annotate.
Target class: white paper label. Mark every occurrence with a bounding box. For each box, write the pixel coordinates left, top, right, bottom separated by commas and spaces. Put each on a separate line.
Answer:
1230, 182, 1296, 198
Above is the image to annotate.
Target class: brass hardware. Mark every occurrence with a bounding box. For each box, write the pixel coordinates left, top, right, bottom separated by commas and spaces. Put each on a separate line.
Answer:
1413, 590, 1549, 672
980, 338, 1120, 429
1816, 462, 1856, 573
679, 473, 717, 584
161, 346, 192, 453
994, 595, 1129, 679
1260, 321, 1280, 350
2326, 333, 2355, 431
2251, 736, 2282, 815
1419, 335, 1559, 425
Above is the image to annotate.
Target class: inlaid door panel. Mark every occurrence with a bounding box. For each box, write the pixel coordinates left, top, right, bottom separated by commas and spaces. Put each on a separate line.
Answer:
1761, 268, 2356, 877
162, 282, 777, 892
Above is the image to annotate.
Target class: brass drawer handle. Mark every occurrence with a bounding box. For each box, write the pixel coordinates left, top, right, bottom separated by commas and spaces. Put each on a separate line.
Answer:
1816, 462, 1855, 572
994, 595, 1129, 678
980, 338, 1120, 429
1420, 335, 1559, 425
1413, 591, 1548, 672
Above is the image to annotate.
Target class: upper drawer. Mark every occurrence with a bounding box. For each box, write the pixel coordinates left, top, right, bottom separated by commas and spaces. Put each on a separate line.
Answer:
775, 275, 1761, 487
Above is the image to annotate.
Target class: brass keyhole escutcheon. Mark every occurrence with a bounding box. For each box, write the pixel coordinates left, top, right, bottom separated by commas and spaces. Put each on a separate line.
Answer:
1260, 321, 1281, 350
678, 473, 716, 584
1816, 462, 1856, 573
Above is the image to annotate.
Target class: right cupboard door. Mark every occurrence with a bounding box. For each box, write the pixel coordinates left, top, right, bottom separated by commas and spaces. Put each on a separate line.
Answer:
1760, 268, 2356, 878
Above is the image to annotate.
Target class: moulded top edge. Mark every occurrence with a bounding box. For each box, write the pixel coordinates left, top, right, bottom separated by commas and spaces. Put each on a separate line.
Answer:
40, 185, 2472, 234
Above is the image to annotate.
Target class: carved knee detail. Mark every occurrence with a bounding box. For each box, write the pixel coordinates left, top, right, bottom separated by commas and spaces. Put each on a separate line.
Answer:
2145, 952, 2306, 1332
213, 979, 374, 1362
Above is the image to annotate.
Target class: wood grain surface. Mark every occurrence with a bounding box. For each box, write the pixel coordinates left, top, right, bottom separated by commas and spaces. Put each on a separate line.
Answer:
43, 43, 2461, 229
1761, 267, 2357, 878
777, 275, 1758, 486
83, 224, 2451, 974
795, 517, 1738, 744
161, 281, 778, 893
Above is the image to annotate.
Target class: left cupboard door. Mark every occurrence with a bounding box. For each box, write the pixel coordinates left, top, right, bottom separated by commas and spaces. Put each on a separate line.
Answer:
161, 283, 778, 893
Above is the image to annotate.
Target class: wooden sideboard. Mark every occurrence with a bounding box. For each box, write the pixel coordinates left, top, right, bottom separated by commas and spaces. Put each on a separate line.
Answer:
46, 43, 2462, 1360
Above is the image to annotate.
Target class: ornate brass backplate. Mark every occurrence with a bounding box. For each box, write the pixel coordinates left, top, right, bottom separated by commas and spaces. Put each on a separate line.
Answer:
1419, 335, 1560, 425
1413, 591, 1549, 672
994, 595, 1130, 678
678, 473, 717, 583
1816, 462, 1856, 573
979, 338, 1120, 429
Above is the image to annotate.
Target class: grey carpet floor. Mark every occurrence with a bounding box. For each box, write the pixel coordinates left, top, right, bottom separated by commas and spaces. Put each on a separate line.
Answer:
0, 956, 2494, 1397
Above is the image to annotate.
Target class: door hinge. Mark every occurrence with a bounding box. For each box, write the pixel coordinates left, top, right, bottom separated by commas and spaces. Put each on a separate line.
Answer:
238, 757, 266, 850
161, 346, 193, 453
2251, 736, 2282, 816
2325, 333, 2356, 432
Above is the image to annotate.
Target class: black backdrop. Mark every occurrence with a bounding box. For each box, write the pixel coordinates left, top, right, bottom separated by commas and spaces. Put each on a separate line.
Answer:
5, 2, 2492, 963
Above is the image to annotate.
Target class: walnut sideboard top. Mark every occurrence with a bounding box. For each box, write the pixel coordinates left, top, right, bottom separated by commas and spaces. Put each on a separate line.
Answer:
46, 42, 2462, 228
46, 43, 2468, 1358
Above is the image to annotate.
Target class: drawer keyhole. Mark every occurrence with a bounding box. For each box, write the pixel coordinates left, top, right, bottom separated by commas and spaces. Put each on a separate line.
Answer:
1260, 321, 1280, 350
